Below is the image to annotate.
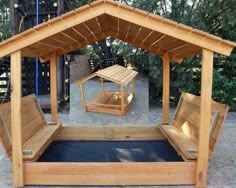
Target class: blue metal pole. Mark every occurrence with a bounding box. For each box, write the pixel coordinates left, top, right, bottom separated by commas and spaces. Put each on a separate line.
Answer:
35, 0, 39, 96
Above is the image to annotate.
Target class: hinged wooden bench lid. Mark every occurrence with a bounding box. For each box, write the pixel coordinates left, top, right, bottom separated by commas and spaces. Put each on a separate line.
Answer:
0, 94, 47, 158
159, 92, 229, 160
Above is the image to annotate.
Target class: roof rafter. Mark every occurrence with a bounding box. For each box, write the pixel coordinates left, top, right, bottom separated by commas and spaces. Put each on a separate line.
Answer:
40, 31, 111, 62
104, 0, 235, 56
0, 0, 105, 58
109, 31, 183, 63
0, 0, 235, 61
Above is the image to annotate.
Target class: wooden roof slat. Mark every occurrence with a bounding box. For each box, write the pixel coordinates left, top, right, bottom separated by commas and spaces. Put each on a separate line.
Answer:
61, 32, 80, 43
0, 0, 235, 59
96, 65, 138, 86
109, 31, 183, 63
150, 35, 166, 47
118, 19, 129, 36
104, 1, 236, 56
179, 48, 202, 58
73, 24, 93, 39
41, 37, 68, 48
0, 1, 105, 57
132, 26, 142, 42
172, 44, 201, 56
142, 31, 154, 43
71, 27, 88, 41
38, 41, 62, 49
40, 31, 110, 62
83, 23, 97, 38
61, 28, 84, 42
168, 43, 190, 53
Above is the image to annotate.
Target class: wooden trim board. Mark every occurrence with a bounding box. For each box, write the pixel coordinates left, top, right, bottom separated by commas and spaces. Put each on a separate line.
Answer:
24, 161, 196, 186
54, 126, 166, 141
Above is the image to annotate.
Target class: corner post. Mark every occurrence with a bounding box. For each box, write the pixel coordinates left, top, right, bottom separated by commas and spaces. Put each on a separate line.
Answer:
131, 79, 135, 97
162, 53, 170, 123
11, 50, 24, 187
50, 52, 58, 123
120, 85, 125, 115
196, 49, 213, 187
79, 83, 87, 111
101, 78, 104, 91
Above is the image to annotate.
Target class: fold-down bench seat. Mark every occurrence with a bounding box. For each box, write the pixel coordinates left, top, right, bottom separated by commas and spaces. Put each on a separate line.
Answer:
0, 94, 61, 161
159, 92, 229, 161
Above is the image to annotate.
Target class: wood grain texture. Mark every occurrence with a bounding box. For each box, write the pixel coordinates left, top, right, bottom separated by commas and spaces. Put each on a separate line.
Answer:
54, 126, 166, 141
120, 85, 125, 115
50, 52, 58, 123
196, 49, 213, 187
96, 65, 138, 86
162, 53, 170, 123
11, 50, 24, 187
24, 162, 196, 186
159, 91, 228, 162
79, 84, 87, 111
23, 125, 61, 161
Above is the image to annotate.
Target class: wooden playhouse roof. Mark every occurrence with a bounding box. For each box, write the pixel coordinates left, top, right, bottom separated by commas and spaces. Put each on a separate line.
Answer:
76, 65, 138, 86
0, 0, 235, 63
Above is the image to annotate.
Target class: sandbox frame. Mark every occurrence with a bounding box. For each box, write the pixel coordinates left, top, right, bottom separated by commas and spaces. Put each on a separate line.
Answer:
24, 126, 197, 186
0, 0, 235, 187
75, 65, 138, 116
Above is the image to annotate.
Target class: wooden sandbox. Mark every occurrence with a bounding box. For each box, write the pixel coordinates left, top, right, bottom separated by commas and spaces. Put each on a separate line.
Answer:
76, 65, 138, 116
0, 0, 235, 187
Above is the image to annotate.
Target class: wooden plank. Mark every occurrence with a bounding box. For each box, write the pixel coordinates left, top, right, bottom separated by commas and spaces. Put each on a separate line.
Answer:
96, 65, 138, 86
104, 2, 235, 56
11, 50, 24, 187
50, 52, 58, 123
0, 94, 47, 158
131, 79, 135, 96
40, 31, 110, 62
75, 72, 97, 85
84, 18, 103, 36
23, 125, 61, 161
159, 125, 198, 160
55, 126, 166, 141
24, 162, 196, 185
109, 31, 183, 64
86, 104, 122, 115
100, 78, 104, 91
120, 85, 125, 115
162, 92, 229, 160
196, 49, 213, 187
79, 84, 87, 111
0, 1, 105, 58
162, 53, 170, 123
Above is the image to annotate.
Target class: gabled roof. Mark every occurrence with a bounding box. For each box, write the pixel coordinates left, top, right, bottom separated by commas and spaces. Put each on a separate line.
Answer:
76, 65, 138, 86
0, 0, 235, 63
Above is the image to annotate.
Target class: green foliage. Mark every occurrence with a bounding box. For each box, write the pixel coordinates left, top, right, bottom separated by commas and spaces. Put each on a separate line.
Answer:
0, 0, 10, 42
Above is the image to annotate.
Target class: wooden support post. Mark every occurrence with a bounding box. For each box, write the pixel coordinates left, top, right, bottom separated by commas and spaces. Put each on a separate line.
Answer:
162, 53, 170, 123
79, 84, 87, 111
131, 79, 135, 96
120, 85, 125, 115
101, 78, 104, 91
196, 49, 213, 187
11, 50, 24, 187
50, 52, 58, 123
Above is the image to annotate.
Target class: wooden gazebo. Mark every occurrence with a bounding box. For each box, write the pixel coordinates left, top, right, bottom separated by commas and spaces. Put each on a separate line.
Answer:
75, 65, 138, 116
0, 0, 235, 187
